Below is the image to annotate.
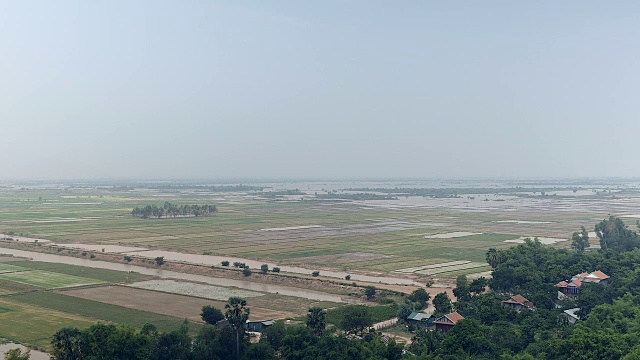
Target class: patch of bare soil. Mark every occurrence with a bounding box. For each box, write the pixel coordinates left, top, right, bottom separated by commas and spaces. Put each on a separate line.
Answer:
59, 285, 295, 321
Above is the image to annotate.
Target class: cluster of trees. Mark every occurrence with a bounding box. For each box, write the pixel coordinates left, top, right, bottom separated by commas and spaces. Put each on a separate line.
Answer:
51, 302, 401, 360
131, 202, 217, 219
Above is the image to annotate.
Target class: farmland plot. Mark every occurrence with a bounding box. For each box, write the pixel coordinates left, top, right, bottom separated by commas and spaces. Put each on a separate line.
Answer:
0, 263, 29, 274
0, 270, 103, 289
127, 279, 264, 301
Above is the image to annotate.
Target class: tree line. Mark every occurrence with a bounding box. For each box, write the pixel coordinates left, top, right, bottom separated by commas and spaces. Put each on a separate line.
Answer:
131, 202, 217, 219
48, 297, 402, 360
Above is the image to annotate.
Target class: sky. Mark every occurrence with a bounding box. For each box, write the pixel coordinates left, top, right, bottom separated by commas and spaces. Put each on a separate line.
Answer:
1, 1, 639, 180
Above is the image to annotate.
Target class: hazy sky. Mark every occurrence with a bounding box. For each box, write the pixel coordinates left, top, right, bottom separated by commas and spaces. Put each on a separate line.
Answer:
2, 1, 639, 180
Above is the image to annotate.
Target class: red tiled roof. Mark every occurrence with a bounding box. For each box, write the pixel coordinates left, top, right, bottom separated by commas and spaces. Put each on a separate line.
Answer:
592, 271, 610, 280
502, 294, 534, 308
434, 312, 465, 325
571, 280, 582, 287
446, 312, 464, 324
555, 281, 567, 287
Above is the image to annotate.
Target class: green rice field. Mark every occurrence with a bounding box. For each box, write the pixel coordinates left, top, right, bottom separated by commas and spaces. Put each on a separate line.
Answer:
0, 270, 103, 289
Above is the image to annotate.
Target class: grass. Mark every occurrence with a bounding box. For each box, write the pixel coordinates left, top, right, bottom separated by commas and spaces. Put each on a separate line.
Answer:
0, 298, 96, 348
325, 305, 397, 326
0, 279, 39, 295
9, 261, 153, 283
0, 263, 29, 273
8, 291, 202, 334
0, 270, 103, 289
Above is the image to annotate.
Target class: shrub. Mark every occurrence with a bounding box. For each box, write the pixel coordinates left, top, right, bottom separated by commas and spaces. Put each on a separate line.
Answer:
312, 271, 320, 277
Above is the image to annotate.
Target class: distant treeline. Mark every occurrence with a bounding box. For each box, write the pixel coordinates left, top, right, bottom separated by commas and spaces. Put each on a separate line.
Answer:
131, 202, 217, 219
345, 187, 580, 197
316, 193, 398, 201
258, 189, 306, 197
112, 184, 266, 192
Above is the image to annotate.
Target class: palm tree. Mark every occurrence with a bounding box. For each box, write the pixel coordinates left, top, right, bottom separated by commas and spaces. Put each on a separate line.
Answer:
306, 307, 326, 335
225, 297, 250, 359
486, 248, 499, 269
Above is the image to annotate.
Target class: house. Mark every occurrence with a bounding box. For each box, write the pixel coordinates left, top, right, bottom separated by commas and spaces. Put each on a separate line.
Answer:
406, 312, 435, 328
434, 312, 464, 333
502, 294, 534, 311
246, 319, 274, 332
572, 271, 609, 285
555, 271, 609, 299
563, 308, 581, 324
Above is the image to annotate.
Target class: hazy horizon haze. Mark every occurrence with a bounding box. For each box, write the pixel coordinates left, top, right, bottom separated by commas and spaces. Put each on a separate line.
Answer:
2, 1, 639, 180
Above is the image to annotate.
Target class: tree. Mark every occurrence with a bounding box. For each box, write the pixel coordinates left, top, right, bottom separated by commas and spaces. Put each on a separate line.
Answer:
453, 275, 471, 303
243, 343, 276, 360
242, 267, 252, 277
409, 288, 430, 306
201, 305, 224, 325
149, 321, 192, 360
469, 277, 488, 296
339, 305, 373, 336
595, 216, 640, 252
306, 307, 327, 335
312, 271, 320, 277
345, 274, 351, 280
397, 303, 412, 321
155, 257, 165, 266
51, 327, 85, 360
221, 261, 230, 266
5, 349, 30, 360
272, 267, 280, 273
261, 321, 286, 350
433, 292, 453, 314
571, 226, 590, 253
260, 264, 269, 274
364, 286, 376, 299
486, 248, 500, 269
225, 297, 250, 360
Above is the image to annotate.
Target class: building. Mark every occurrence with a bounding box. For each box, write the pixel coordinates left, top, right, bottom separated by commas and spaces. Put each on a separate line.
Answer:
246, 319, 274, 332
502, 294, 534, 311
434, 312, 464, 333
406, 312, 435, 328
555, 271, 609, 299
563, 308, 581, 324
572, 271, 609, 285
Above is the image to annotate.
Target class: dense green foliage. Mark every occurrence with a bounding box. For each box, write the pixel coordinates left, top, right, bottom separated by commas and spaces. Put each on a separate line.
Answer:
405, 217, 640, 359
50, 321, 404, 360
200, 305, 224, 325
131, 202, 217, 219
